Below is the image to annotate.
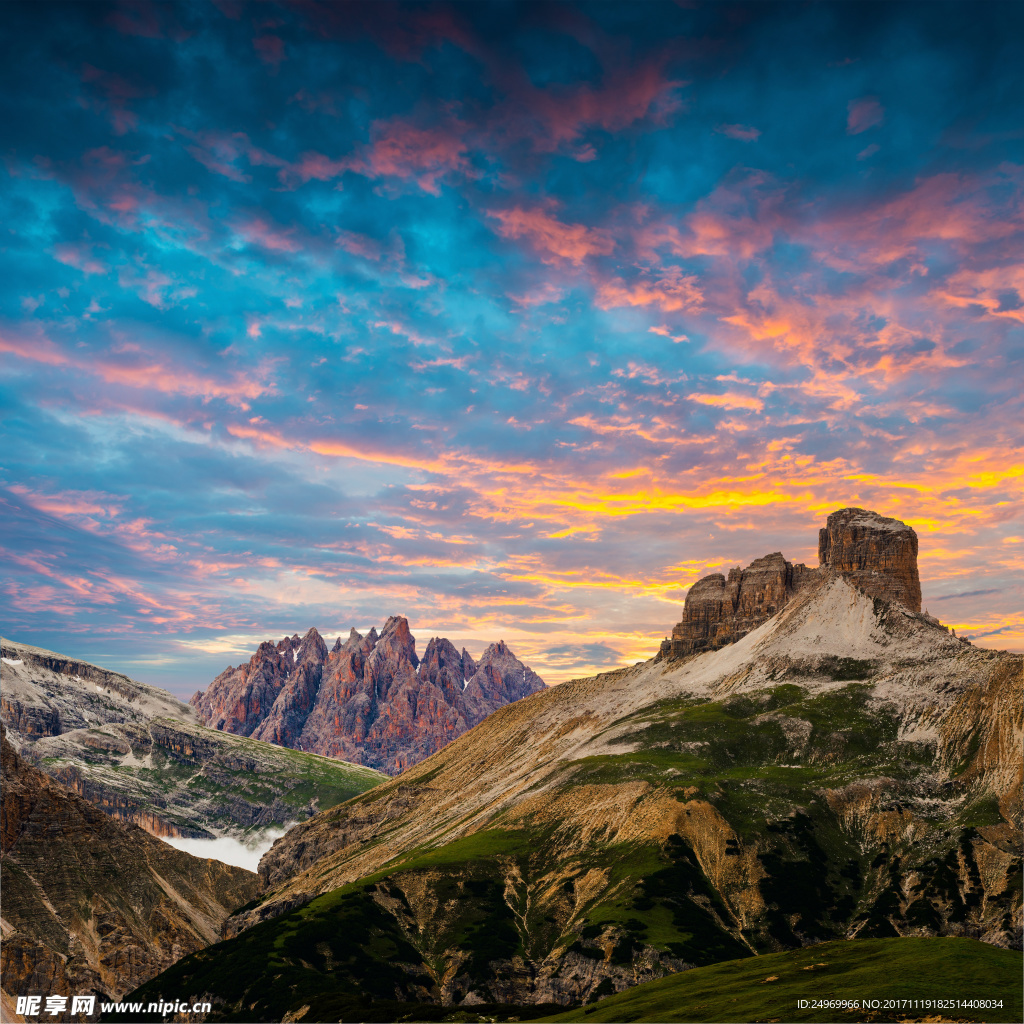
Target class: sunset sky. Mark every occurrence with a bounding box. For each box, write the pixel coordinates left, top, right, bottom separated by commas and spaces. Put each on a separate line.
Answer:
2, 0, 1022, 698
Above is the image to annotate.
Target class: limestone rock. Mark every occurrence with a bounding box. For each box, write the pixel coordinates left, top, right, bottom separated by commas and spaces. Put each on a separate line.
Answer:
463, 640, 547, 723
819, 507, 922, 612
251, 628, 329, 747
663, 507, 922, 660
664, 552, 818, 659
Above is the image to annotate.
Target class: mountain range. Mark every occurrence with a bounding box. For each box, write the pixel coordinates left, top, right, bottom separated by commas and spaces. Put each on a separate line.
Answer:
190, 618, 546, 774
1, 637, 385, 842
121, 508, 1022, 1021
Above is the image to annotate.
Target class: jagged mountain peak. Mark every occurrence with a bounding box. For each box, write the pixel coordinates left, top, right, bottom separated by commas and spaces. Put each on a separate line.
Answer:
190, 617, 546, 774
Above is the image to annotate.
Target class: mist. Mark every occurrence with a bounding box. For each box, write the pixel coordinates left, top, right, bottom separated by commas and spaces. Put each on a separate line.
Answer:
162, 825, 291, 873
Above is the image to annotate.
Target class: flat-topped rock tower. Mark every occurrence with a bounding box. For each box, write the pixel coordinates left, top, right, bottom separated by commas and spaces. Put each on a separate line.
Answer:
662, 507, 921, 659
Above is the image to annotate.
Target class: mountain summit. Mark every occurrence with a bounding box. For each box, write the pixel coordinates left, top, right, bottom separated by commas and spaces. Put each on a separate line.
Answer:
662, 507, 922, 659
190, 618, 545, 774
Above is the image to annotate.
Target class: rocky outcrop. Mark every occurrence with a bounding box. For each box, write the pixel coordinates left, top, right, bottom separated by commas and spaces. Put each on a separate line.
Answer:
662, 552, 818, 659
818, 507, 922, 612
0, 724, 259, 1014
191, 618, 546, 775
662, 507, 923, 659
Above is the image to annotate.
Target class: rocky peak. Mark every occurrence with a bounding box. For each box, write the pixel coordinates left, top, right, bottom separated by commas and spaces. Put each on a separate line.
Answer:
818, 507, 921, 612
663, 507, 922, 660
295, 626, 328, 665
419, 637, 467, 704
464, 641, 546, 718
663, 551, 816, 659
191, 618, 545, 774
364, 616, 419, 706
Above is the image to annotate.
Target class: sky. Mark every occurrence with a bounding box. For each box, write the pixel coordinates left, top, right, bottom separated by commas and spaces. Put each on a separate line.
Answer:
1, 0, 1022, 699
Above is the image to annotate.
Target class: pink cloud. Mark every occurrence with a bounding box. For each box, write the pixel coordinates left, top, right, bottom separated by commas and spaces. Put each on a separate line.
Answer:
847, 96, 884, 135
94, 358, 272, 408
689, 391, 765, 413
1, 327, 274, 409
286, 151, 348, 185
106, 1, 191, 40
716, 123, 761, 142
636, 176, 781, 262
279, 119, 471, 194
335, 229, 402, 262
648, 325, 690, 343
594, 266, 703, 313
488, 204, 614, 265
53, 241, 109, 275
346, 118, 472, 195
0, 329, 72, 367
10, 485, 124, 520
253, 34, 286, 69
115, 265, 196, 309
80, 63, 151, 134
232, 216, 301, 253
176, 128, 286, 183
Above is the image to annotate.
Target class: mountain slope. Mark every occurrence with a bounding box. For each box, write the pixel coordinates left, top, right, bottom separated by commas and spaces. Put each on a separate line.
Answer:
0, 725, 259, 1012
540, 937, 1023, 1023
120, 510, 1023, 1018
1, 638, 385, 841
190, 618, 546, 774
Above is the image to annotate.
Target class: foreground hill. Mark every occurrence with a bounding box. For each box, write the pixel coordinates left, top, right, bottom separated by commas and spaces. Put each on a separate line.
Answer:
0, 725, 259, 1017
121, 509, 1023, 1020
541, 937, 1023, 1023
190, 617, 546, 774
1, 638, 385, 840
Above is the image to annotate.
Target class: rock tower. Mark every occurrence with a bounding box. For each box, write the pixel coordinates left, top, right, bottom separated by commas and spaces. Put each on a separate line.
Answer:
661, 508, 921, 659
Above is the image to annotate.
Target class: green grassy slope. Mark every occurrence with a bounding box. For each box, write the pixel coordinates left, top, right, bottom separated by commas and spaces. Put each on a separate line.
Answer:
540, 937, 1023, 1023
35, 716, 386, 836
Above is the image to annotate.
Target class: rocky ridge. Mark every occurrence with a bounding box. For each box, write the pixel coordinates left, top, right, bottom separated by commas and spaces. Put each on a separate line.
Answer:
190, 617, 546, 775
129, 509, 1021, 1020
0, 723, 259, 1018
0, 638, 384, 841
662, 507, 922, 659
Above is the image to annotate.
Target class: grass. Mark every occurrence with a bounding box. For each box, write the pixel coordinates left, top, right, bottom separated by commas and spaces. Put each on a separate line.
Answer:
539, 937, 1024, 1023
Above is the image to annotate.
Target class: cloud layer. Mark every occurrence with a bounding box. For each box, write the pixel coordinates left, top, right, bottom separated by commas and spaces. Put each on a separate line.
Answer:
1, 1, 1021, 695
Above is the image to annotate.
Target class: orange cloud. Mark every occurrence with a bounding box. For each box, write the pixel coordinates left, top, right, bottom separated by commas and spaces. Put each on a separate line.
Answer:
594, 266, 703, 312
488, 204, 614, 265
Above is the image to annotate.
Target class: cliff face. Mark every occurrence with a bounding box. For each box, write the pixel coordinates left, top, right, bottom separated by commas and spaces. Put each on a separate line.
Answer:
663, 508, 923, 660
664, 552, 818, 659
0, 724, 259, 1014
190, 618, 546, 775
818, 507, 922, 612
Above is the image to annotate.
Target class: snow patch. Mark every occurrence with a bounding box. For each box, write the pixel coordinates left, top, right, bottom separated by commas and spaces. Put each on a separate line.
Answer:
162, 824, 295, 873
2, 658, 24, 666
